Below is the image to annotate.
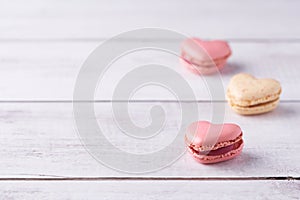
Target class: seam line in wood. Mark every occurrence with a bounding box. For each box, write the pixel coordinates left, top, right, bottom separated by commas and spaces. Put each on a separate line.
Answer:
1, 38, 300, 43
0, 177, 298, 181
0, 100, 298, 103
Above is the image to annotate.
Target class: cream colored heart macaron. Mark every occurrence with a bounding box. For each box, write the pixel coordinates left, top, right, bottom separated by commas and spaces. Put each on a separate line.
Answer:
227, 73, 282, 115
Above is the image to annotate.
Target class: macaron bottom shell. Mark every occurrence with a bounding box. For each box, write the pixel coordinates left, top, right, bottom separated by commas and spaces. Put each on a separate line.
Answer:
229, 98, 280, 115
187, 139, 244, 164
179, 58, 225, 75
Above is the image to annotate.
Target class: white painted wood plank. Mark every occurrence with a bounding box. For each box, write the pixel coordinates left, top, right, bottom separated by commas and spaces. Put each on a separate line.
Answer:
0, 42, 299, 100
0, 102, 299, 177
0, 180, 299, 199
0, 0, 299, 40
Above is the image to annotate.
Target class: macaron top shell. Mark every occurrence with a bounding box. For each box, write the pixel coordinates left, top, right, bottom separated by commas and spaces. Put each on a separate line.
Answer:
227, 73, 281, 106
181, 38, 232, 62
185, 121, 242, 149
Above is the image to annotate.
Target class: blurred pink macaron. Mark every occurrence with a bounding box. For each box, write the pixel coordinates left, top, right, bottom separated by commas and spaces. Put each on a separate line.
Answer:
180, 38, 231, 75
185, 121, 244, 164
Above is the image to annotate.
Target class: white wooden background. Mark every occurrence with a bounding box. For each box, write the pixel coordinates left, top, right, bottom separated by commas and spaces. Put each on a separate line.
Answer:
0, 0, 300, 199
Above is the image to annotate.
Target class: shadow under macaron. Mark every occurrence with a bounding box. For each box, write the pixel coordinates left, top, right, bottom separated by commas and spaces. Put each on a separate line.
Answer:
220, 61, 246, 75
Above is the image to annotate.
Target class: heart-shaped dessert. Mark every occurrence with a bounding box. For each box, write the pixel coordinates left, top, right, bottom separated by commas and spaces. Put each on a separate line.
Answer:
185, 121, 244, 164
180, 38, 231, 75
227, 73, 282, 115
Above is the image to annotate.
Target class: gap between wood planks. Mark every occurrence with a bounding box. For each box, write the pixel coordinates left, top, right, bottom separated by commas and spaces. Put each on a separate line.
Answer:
0, 38, 300, 43
0, 177, 298, 181
0, 100, 299, 103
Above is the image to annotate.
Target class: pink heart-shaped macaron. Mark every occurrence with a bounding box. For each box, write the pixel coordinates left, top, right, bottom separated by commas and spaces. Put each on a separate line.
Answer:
185, 121, 244, 164
180, 38, 231, 75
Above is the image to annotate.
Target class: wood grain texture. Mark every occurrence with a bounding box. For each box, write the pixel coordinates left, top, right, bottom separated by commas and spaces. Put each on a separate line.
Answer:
0, 180, 299, 199
0, 0, 299, 40
0, 42, 299, 100
0, 102, 299, 178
